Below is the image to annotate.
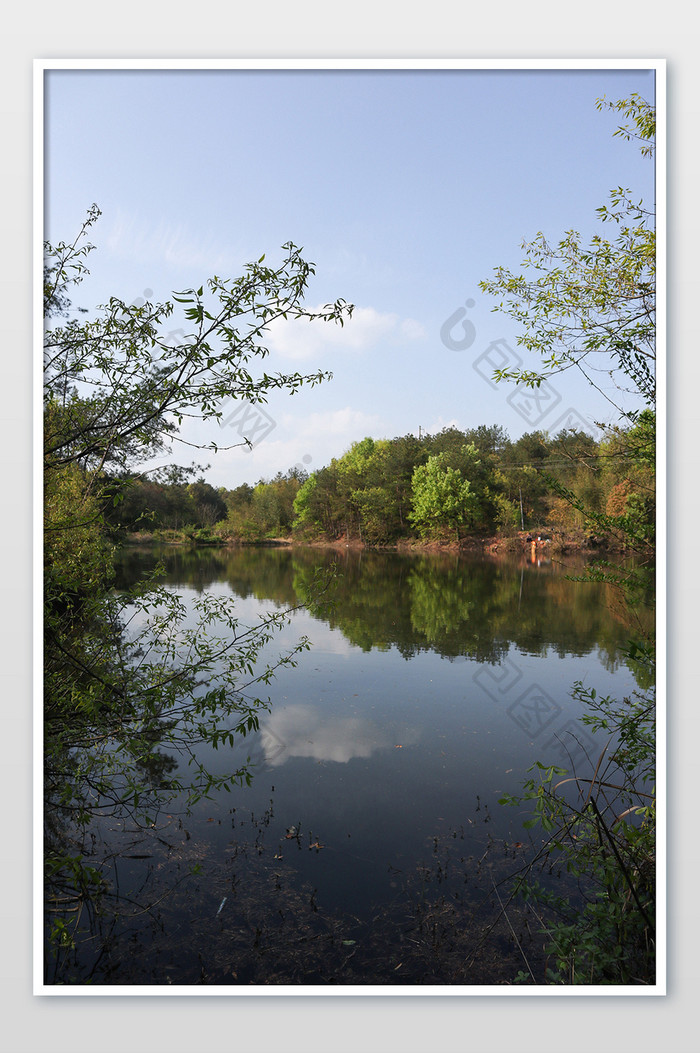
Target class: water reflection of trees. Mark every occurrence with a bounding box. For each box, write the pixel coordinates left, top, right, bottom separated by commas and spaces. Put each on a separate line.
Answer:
116, 545, 644, 674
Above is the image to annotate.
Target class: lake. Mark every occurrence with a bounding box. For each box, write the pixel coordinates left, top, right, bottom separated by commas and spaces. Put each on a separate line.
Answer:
47, 543, 648, 987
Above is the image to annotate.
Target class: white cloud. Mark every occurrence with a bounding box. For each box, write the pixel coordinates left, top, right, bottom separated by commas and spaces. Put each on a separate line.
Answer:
206, 406, 386, 486
426, 416, 461, 435
264, 304, 426, 361
103, 211, 242, 277
291, 406, 385, 440
400, 317, 427, 341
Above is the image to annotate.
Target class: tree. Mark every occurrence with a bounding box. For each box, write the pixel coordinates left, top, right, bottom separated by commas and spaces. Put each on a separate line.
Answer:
43, 208, 353, 977
187, 478, 228, 527
479, 94, 655, 422
408, 452, 477, 540
45, 206, 352, 476
382, 432, 426, 534
292, 463, 345, 539
335, 437, 399, 543
484, 96, 657, 985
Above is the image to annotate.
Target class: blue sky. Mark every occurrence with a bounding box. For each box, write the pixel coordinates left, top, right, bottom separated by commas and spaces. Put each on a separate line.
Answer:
43, 63, 657, 488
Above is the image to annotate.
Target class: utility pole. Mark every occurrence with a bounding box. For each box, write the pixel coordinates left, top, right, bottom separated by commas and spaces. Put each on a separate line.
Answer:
519, 487, 524, 530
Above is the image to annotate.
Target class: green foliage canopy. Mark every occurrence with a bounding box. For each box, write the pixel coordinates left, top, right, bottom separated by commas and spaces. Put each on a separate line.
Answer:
408, 451, 477, 540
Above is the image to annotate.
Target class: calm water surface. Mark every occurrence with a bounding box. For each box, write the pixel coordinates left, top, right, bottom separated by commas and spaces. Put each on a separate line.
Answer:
54, 544, 646, 986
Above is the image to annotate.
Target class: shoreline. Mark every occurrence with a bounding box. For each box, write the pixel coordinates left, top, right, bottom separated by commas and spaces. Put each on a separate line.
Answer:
119, 529, 616, 556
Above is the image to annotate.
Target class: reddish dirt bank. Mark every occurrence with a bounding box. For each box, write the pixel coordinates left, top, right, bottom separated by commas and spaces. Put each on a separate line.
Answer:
289, 530, 609, 556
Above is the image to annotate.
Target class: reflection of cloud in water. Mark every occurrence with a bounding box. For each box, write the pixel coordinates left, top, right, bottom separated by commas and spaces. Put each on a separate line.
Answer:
293, 617, 358, 657
261, 704, 419, 766
265, 613, 360, 660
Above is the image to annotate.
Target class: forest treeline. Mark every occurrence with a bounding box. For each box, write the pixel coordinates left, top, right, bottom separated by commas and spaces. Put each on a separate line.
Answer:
105, 416, 655, 548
